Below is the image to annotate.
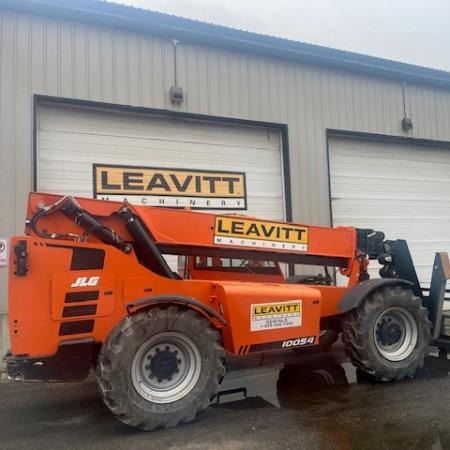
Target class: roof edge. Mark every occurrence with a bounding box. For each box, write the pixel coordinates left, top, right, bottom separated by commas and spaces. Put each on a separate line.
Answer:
2, 0, 450, 89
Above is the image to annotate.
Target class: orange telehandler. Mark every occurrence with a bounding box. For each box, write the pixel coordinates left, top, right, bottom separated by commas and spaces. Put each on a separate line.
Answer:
4, 192, 450, 430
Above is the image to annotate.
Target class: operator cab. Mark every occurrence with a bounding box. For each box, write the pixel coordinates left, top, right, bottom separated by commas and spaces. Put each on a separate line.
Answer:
179, 256, 285, 283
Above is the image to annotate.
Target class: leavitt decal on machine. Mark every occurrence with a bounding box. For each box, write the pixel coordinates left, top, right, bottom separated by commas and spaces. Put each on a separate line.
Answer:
214, 217, 308, 251
250, 301, 302, 331
93, 164, 246, 209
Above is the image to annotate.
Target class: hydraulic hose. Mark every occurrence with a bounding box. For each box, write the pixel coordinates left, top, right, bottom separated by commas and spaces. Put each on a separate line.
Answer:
61, 201, 132, 253
29, 195, 132, 254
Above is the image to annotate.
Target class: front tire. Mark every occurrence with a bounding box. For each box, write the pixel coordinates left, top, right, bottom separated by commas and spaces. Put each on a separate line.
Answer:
342, 286, 431, 381
97, 306, 225, 430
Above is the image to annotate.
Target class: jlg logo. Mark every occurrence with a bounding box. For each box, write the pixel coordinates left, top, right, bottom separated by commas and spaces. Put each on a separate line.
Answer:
70, 276, 100, 288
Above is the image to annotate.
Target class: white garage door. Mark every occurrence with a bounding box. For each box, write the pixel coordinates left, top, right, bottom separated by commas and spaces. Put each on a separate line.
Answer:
329, 135, 450, 287
37, 103, 285, 221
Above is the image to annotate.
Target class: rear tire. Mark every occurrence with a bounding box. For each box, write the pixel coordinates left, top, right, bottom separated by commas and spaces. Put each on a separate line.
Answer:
342, 286, 431, 381
96, 306, 225, 430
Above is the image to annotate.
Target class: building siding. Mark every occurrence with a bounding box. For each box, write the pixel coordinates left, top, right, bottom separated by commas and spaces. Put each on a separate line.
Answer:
0, 313, 8, 369
1, 8, 450, 329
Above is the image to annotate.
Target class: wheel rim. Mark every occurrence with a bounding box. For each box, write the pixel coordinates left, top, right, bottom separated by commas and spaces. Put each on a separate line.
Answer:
374, 307, 418, 362
131, 332, 202, 404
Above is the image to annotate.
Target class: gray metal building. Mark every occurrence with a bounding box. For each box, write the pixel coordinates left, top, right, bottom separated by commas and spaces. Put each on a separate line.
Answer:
2, 0, 450, 360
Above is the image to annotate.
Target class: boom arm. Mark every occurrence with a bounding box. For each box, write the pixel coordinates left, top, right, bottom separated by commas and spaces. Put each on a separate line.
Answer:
26, 192, 359, 269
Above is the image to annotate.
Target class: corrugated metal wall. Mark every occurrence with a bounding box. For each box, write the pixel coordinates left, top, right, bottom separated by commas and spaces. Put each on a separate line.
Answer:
0, 317, 8, 366
1, 9, 450, 355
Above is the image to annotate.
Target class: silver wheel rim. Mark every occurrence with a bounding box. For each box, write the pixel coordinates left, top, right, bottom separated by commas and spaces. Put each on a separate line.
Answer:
131, 332, 202, 404
374, 307, 418, 362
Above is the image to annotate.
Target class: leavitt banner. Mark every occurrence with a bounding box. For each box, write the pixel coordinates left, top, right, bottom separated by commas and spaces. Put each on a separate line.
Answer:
93, 164, 246, 209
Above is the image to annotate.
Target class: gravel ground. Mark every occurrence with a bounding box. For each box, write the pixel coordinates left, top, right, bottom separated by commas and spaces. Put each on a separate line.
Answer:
1, 349, 450, 450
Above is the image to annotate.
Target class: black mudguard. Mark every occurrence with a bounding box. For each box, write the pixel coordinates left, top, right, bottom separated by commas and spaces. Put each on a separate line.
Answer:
126, 295, 227, 326
339, 278, 414, 314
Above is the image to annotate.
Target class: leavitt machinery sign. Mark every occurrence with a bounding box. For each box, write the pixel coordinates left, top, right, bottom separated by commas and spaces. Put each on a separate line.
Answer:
93, 164, 246, 209
214, 216, 309, 251
250, 301, 302, 331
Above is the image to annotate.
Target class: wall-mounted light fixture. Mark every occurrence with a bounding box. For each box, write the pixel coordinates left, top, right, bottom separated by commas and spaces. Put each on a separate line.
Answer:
402, 117, 413, 131
401, 81, 413, 131
170, 85, 184, 104
170, 39, 184, 104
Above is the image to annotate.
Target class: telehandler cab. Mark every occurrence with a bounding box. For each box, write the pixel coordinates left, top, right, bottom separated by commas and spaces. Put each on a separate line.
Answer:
4, 192, 450, 430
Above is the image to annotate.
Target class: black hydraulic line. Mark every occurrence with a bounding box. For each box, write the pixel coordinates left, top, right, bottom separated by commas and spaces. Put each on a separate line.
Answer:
29, 195, 131, 254
29, 207, 67, 239
119, 206, 176, 279
61, 202, 132, 254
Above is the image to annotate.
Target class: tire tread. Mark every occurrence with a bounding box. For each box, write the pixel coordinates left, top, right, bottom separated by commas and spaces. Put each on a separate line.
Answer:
96, 307, 225, 430
342, 286, 431, 381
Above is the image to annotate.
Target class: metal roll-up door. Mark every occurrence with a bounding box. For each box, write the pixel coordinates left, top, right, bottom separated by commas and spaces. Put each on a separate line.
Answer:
329, 135, 450, 288
37, 102, 286, 269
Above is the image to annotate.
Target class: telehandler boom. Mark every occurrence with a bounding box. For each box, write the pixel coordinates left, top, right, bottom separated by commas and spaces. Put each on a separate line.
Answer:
4, 192, 450, 430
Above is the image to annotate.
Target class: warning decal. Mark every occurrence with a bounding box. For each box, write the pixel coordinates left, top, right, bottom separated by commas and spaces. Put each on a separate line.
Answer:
0, 239, 7, 267
250, 301, 302, 331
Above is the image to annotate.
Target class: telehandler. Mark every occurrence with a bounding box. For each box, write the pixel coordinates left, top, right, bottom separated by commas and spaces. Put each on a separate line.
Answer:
4, 192, 450, 430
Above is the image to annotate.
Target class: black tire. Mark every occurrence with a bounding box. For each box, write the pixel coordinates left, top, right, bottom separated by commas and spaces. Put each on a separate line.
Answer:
96, 306, 225, 430
277, 361, 348, 407
342, 286, 431, 381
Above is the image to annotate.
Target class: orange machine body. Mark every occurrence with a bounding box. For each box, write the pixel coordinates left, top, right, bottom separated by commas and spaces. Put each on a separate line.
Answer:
8, 192, 364, 360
